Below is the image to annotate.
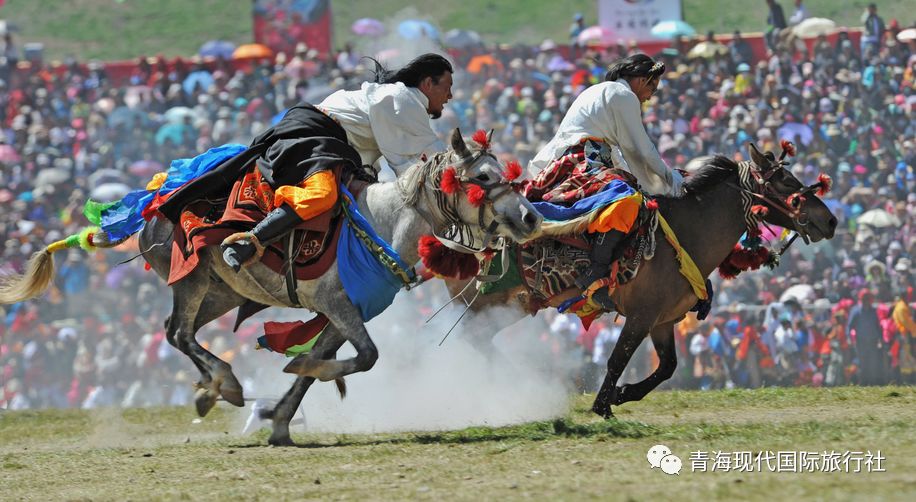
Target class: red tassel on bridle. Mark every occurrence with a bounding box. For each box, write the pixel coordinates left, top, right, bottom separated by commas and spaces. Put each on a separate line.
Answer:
471, 129, 490, 150
440, 167, 459, 194
417, 235, 479, 279
466, 184, 486, 207
751, 204, 769, 217
504, 160, 522, 181
645, 199, 659, 211
815, 173, 832, 197
779, 139, 796, 161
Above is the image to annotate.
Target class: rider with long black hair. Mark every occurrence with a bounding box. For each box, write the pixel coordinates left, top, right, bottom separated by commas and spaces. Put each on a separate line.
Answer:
160, 53, 454, 272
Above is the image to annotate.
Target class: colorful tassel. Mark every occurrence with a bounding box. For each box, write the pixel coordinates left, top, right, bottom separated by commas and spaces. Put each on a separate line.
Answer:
504, 160, 522, 181
440, 167, 459, 194
145, 172, 168, 191
471, 129, 490, 150
466, 184, 486, 207
417, 235, 479, 279
78, 227, 100, 251
816, 173, 832, 196
780, 139, 796, 158
751, 204, 769, 217
645, 198, 659, 211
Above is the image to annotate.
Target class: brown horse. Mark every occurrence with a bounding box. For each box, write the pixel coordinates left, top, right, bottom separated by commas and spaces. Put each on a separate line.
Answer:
446, 143, 837, 418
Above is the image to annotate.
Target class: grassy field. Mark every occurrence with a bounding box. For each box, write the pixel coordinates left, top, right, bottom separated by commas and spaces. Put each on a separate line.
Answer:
2, 386, 914, 500
1, 1, 911, 61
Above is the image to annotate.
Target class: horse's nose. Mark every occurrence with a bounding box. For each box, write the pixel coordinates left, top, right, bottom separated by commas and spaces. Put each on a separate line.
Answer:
828, 216, 837, 230
521, 205, 541, 232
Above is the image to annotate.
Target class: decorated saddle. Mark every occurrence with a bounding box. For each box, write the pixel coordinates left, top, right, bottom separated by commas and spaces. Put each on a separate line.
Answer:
167, 164, 345, 286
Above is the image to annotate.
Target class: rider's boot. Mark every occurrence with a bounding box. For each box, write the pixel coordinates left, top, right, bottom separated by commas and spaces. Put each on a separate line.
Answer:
222, 204, 302, 272
574, 229, 625, 310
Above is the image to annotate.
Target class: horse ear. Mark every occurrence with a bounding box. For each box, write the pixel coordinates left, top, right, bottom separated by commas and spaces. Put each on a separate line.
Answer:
450, 128, 472, 160
486, 129, 494, 146
747, 142, 772, 171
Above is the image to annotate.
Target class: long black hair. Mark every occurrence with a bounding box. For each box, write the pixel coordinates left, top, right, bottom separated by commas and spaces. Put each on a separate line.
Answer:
366, 53, 453, 87
604, 53, 665, 82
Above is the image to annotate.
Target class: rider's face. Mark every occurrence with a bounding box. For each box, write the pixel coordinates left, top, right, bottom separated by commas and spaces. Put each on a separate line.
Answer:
631, 76, 659, 102
420, 71, 453, 119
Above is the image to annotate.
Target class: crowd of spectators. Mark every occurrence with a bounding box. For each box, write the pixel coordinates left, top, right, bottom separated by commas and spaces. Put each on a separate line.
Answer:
2, 2, 915, 410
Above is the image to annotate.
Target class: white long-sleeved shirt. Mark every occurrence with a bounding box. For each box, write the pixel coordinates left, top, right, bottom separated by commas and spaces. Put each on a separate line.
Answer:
319, 82, 445, 176
527, 80, 682, 196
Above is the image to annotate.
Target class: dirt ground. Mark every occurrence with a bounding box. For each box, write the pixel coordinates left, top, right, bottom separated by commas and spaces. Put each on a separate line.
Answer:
2, 386, 914, 501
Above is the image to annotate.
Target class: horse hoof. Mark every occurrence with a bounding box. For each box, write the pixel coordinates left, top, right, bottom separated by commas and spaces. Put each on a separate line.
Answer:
219, 382, 245, 408
283, 354, 319, 377
612, 385, 628, 406
194, 388, 218, 417
268, 435, 296, 447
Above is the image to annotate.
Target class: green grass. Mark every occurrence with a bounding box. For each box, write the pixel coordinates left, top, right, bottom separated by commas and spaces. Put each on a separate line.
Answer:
1, 386, 914, 500
2, 1, 912, 61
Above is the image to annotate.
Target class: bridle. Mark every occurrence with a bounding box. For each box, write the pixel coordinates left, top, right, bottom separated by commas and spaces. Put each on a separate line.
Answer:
404, 148, 523, 253
732, 156, 831, 248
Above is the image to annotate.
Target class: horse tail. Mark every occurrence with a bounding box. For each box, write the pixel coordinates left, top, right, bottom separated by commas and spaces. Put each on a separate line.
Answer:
0, 227, 129, 305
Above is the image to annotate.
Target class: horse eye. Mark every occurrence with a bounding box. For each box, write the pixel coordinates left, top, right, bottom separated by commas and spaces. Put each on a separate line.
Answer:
475, 173, 490, 182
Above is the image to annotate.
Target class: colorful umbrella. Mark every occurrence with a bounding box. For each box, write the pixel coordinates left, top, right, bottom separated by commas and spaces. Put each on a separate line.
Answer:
182, 70, 214, 95
232, 43, 273, 60
397, 19, 439, 40
650, 20, 696, 39
577, 25, 617, 46
0, 144, 20, 164
351, 18, 385, 37
199, 40, 236, 59
466, 54, 503, 74
444, 29, 482, 48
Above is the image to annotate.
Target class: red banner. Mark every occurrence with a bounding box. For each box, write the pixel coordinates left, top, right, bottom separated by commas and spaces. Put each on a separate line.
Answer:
252, 0, 332, 57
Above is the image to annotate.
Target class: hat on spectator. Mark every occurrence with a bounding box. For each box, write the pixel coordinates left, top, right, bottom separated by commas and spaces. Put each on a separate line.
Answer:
539, 39, 557, 51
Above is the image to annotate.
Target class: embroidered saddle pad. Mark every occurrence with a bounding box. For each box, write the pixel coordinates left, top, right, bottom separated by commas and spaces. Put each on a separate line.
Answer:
167, 165, 343, 285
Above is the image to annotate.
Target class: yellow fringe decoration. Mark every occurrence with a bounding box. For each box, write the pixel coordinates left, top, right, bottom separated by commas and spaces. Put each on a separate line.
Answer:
657, 214, 708, 301
146, 172, 168, 191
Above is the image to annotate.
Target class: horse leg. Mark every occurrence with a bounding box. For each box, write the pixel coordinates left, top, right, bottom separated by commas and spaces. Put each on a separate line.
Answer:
264, 327, 346, 446
188, 289, 247, 408
167, 270, 218, 416
282, 300, 378, 381
611, 321, 677, 406
592, 318, 654, 418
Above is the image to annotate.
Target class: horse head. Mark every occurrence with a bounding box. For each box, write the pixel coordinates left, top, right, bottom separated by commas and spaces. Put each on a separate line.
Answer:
432, 129, 542, 245
745, 141, 837, 243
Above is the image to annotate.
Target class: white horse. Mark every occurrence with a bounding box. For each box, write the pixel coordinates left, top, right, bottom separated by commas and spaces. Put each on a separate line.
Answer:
0, 129, 542, 445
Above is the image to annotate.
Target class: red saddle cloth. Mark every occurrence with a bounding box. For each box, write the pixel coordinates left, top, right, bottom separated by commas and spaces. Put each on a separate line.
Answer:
167, 166, 342, 285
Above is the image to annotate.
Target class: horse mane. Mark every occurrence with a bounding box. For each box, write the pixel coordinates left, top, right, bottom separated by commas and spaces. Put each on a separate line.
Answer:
397, 151, 450, 207
681, 155, 739, 195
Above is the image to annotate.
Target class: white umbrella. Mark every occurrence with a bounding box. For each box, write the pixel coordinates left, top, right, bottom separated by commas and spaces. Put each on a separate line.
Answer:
33, 167, 70, 187
90, 182, 133, 202
857, 208, 901, 228
793, 17, 836, 38
780, 284, 815, 303
687, 41, 728, 59
164, 106, 195, 124
87, 168, 127, 187
897, 28, 916, 42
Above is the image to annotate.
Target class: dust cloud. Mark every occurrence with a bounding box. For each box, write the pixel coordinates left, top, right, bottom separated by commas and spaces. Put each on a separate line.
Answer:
237, 280, 577, 434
